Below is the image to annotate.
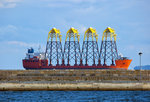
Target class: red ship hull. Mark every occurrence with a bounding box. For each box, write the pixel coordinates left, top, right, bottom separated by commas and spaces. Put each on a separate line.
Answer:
23, 59, 132, 70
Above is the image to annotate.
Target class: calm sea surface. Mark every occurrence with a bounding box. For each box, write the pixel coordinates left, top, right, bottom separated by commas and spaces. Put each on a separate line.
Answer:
0, 91, 150, 102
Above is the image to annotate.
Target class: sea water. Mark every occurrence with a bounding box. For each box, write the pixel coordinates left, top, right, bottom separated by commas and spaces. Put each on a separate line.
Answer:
0, 91, 150, 102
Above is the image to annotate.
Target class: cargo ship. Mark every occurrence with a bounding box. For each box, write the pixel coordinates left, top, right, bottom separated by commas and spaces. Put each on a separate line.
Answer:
23, 27, 132, 70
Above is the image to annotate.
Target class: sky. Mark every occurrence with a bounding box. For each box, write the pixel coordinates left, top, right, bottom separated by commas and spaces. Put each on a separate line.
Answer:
0, 0, 150, 70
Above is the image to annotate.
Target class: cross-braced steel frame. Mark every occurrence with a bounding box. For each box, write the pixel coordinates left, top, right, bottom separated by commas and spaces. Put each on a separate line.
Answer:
63, 41, 81, 66
45, 28, 63, 66
99, 27, 118, 66
100, 41, 118, 66
81, 41, 100, 66
81, 27, 100, 66
45, 41, 63, 66
63, 27, 81, 66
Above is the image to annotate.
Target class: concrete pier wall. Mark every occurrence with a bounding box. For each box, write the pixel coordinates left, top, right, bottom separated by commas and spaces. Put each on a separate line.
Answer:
0, 70, 150, 91
1, 83, 150, 91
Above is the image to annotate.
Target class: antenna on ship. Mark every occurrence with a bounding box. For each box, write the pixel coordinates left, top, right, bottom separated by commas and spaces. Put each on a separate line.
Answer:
38, 45, 41, 53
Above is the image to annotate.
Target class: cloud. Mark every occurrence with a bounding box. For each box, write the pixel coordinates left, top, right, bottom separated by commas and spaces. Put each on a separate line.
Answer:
0, 0, 22, 8
47, 3, 70, 8
78, 25, 87, 34
0, 25, 18, 37
6, 41, 40, 47
58, 19, 87, 34
2, 41, 46, 53
74, 6, 102, 15
127, 44, 150, 55
44, 0, 100, 8
5, 0, 22, 2
43, 0, 98, 3
66, 0, 97, 3
0, 25, 17, 33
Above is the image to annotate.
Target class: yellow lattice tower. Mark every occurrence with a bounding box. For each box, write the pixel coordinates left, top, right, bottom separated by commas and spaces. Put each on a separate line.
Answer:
65, 27, 80, 42
82, 27, 99, 66
84, 27, 98, 41
102, 27, 117, 41
100, 27, 118, 66
64, 27, 81, 65
47, 27, 62, 42
45, 28, 63, 66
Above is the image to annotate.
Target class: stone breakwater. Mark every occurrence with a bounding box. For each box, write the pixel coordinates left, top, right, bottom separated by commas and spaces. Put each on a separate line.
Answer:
0, 70, 150, 91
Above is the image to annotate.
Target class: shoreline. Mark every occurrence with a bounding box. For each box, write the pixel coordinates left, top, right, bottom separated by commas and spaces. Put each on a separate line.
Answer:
0, 83, 150, 91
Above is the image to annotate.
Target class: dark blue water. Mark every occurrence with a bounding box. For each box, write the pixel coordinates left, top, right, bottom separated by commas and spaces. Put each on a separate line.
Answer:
0, 91, 150, 102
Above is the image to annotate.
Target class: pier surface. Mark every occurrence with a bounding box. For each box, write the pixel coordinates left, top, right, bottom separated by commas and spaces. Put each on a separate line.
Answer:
0, 70, 150, 91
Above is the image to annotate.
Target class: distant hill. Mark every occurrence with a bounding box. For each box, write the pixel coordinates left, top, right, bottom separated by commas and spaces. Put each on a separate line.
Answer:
134, 65, 150, 70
